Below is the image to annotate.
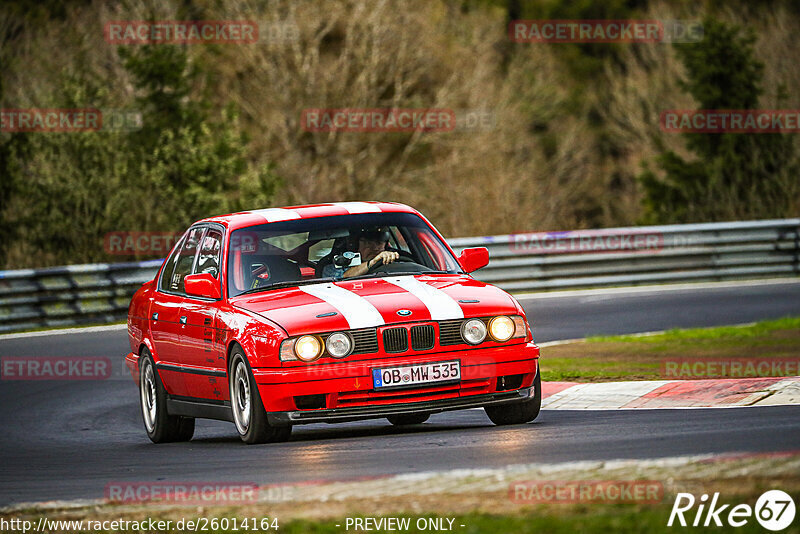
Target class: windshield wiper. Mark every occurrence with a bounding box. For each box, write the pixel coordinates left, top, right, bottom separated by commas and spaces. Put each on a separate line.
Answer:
236, 277, 335, 297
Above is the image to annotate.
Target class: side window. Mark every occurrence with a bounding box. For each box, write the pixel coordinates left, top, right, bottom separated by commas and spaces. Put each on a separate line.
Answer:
195, 229, 223, 279
166, 227, 204, 293
159, 235, 186, 292
308, 239, 335, 262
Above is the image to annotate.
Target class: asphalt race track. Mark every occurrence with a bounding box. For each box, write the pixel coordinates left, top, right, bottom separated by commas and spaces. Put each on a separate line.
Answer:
523, 280, 800, 342
1, 280, 799, 506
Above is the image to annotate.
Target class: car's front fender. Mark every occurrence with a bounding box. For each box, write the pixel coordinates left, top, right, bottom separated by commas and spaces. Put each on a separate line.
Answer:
218, 304, 288, 371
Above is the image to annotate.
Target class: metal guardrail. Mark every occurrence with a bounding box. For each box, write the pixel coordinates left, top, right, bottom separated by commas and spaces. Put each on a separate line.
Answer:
1, 219, 798, 333
450, 218, 800, 292
0, 260, 163, 334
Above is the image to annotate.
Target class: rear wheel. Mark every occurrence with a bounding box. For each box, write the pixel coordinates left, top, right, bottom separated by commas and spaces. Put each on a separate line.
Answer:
139, 350, 195, 443
485, 370, 541, 426
229, 347, 292, 444
387, 413, 430, 426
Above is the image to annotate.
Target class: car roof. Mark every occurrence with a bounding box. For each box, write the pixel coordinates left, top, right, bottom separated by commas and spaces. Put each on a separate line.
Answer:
196, 201, 421, 231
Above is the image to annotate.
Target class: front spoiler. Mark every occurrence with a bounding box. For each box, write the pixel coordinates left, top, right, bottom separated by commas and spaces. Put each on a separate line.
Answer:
266, 386, 534, 426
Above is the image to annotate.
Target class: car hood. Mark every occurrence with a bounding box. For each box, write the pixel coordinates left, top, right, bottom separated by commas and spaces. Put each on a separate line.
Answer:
230, 274, 519, 336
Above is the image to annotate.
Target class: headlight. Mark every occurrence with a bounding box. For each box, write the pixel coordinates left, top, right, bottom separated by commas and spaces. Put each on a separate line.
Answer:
295, 335, 322, 362
326, 332, 352, 358
461, 318, 487, 345
489, 316, 515, 342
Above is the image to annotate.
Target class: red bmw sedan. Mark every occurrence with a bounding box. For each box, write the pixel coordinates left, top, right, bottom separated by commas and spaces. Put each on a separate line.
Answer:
125, 202, 540, 444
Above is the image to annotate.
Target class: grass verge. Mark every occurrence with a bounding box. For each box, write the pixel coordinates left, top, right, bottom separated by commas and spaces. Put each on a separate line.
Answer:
540, 317, 800, 382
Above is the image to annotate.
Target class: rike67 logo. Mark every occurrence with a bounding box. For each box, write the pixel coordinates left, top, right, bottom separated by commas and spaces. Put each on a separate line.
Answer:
668, 490, 796, 531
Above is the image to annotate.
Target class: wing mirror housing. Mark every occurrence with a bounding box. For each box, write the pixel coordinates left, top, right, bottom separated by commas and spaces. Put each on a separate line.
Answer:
184, 273, 221, 299
458, 247, 489, 273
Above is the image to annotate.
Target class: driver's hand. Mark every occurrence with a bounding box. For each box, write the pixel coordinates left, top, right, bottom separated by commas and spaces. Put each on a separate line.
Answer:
369, 251, 399, 268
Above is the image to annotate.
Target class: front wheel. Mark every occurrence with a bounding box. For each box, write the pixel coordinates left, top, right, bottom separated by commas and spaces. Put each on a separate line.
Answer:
229, 348, 291, 444
139, 351, 194, 443
485, 369, 541, 426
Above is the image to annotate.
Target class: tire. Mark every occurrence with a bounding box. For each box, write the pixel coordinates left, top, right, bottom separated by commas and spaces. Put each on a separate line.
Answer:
485, 369, 541, 426
229, 347, 292, 444
139, 350, 195, 443
387, 413, 430, 426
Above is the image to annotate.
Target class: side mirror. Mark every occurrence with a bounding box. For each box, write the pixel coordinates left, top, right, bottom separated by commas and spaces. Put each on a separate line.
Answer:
184, 273, 221, 299
458, 247, 489, 273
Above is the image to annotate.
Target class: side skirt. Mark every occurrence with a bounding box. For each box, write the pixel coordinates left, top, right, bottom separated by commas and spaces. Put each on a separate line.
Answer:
166, 395, 234, 422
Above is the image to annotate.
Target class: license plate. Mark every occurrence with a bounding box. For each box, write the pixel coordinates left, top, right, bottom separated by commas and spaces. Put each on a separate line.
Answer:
372, 360, 461, 390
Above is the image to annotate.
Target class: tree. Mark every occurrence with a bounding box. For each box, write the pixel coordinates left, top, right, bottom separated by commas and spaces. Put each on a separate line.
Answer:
1, 40, 280, 267
639, 19, 799, 223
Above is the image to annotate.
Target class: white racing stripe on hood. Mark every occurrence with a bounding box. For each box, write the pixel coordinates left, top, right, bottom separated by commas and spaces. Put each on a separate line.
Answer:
250, 208, 301, 222
333, 202, 382, 214
298, 283, 385, 329
384, 276, 464, 321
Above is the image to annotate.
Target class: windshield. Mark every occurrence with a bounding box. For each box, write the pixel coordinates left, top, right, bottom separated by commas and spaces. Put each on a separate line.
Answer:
227, 212, 462, 297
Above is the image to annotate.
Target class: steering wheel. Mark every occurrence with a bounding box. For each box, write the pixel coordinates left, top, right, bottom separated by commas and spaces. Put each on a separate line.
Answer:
366, 252, 423, 273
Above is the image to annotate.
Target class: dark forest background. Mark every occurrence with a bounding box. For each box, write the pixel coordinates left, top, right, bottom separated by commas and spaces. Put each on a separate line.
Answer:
1, 0, 798, 268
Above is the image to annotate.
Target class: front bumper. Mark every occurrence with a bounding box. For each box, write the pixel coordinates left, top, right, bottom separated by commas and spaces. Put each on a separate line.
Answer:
267, 385, 535, 425
253, 341, 539, 413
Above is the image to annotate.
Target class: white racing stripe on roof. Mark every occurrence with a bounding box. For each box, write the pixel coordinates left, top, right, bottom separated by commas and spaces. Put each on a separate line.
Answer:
250, 208, 302, 223
384, 276, 464, 321
298, 283, 385, 330
333, 202, 382, 214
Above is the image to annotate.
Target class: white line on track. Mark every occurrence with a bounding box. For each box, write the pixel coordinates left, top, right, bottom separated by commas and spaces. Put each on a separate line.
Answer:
0, 323, 127, 340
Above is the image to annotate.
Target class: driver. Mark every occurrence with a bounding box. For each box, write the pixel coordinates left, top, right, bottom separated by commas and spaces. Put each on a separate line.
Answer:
322, 227, 400, 279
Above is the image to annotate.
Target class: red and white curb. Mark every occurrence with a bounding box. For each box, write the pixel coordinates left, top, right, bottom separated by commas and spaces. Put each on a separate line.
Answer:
542, 377, 800, 409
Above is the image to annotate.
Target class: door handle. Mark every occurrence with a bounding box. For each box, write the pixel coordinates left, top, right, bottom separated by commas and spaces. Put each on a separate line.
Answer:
151, 313, 158, 321
180, 316, 187, 325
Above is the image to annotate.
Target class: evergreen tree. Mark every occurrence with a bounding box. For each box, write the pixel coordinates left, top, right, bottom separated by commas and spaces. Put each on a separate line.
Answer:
1, 40, 280, 266
639, 19, 799, 223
